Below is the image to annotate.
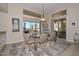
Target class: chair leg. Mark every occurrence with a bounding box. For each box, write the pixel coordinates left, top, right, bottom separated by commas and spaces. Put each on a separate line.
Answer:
25, 44, 28, 48
25, 44, 31, 51
50, 41, 52, 47
50, 41, 53, 46
40, 43, 43, 50
53, 41, 56, 45
44, 42, 47, 47
42, 43, 46, 50
45, 41, 48, 47
29, 44, 32, 51
37, 43, 41, 51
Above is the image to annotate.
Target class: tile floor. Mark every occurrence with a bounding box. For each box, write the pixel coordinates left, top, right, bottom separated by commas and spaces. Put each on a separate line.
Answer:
62, 43, 79, 56
0, 38, 71, 56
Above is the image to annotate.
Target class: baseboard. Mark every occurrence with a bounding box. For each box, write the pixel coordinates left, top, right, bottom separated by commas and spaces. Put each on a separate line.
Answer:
6, 39, 24, 45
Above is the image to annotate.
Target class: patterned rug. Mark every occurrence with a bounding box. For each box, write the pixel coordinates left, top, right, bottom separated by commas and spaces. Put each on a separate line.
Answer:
0, 38, 71, 56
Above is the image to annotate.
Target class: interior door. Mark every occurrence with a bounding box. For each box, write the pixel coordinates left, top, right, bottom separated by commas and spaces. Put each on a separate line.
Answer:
54, 18, 66, 39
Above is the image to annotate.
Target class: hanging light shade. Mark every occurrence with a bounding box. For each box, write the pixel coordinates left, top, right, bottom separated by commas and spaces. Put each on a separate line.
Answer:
41, 3, 46, 21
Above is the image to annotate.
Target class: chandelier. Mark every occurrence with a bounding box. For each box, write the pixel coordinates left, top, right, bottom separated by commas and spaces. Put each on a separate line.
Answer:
41, 3, 46, 21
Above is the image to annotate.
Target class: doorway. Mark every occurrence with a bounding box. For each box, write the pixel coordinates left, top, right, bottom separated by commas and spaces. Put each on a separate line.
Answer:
54, 18, 66, 39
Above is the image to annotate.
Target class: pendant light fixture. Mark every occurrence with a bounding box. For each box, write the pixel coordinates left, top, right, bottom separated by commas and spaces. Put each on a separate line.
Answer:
41, 3, 46, 21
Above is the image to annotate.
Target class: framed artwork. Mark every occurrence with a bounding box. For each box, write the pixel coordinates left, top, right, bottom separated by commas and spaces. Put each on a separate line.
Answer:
12, 18, 20, 32
71, 20, 78, 28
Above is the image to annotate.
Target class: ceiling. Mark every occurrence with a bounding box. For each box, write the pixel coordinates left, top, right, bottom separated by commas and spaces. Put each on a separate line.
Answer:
0, 3, 63, 16
23, 3, 79, 18
23, 3, 62, 16
0, 3, 79, 17
0, 3, 64, 15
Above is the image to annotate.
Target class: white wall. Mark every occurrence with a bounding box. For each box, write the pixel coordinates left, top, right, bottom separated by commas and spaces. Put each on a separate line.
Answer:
0, 12, 8, 31
67, 4, 79, 42
1, 3, 79, 44
6, 3, 24, 44
0, 3, 43, 44
48, 4, 79, 43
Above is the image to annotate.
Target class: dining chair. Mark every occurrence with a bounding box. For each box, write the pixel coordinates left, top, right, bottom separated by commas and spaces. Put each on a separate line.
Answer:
48, 32, 56, 46
37, 34, 47, 50
23, 34, 34, 51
